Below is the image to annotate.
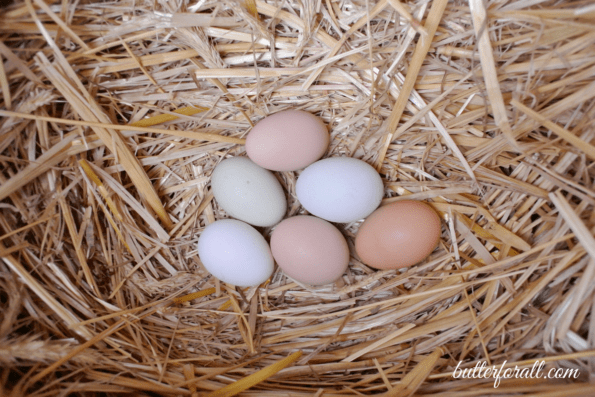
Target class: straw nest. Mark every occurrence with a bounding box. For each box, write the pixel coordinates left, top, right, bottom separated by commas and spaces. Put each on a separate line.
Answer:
1, 0, 595, 395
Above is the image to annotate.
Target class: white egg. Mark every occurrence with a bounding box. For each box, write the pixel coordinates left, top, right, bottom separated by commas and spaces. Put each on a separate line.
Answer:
197, 219, 274, 287
211, 157, 286, 227
296, 157, 384, 223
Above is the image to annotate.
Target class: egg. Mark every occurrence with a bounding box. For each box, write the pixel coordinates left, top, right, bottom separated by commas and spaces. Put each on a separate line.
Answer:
197, 219, 274, 287
211, 156, 286, 227
355, 200, 441, 270
270, 216, 349, 285
246, 110, 329, 171
296, 157, 384, 223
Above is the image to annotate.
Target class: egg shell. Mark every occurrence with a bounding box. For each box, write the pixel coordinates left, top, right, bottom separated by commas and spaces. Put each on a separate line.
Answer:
355, 200, 441, 270
296, 157, 384, 223
197, 219, 274, 287
211, 156, 286, 227
270, 216, 349, 285
246, 110, 329, 171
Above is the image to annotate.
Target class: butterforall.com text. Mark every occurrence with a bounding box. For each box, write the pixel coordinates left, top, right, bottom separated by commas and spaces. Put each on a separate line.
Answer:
452, 360, 580, 387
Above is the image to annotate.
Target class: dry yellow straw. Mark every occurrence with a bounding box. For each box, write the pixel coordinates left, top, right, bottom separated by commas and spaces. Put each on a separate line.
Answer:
511, 99, 595, 161
3, 0, 595, 394
78, 159, 132, 254
129, 106, 208, 128
28, 318, 127, 385
78, 159, 124, 222
243, 0, 258, 18
205, 351, 302, 397
468, 0, 518, 150
0, 109, 246, 145
0, 54, 11, 109
381, 347, 444, 396
375, 0, 448, 170
173, 287, 217, 304
218, 299, 232, 311
386, 0, 428, 36
0, 214, 57, 242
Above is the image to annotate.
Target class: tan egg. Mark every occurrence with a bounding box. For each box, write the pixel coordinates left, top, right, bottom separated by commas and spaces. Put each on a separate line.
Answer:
246, 110, 329, 172
270, 216, 349, 285
355, 200, 441, 270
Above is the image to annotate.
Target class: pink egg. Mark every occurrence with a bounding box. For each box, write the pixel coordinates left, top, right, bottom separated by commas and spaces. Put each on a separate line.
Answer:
246, 110, 329, 172
270, 216, 349, 285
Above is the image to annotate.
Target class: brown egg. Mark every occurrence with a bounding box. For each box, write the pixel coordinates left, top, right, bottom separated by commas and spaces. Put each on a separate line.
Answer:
355, 200, 441, 270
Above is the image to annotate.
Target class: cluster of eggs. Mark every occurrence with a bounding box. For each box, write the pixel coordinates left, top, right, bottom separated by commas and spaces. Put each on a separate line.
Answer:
197, 110, 442, 287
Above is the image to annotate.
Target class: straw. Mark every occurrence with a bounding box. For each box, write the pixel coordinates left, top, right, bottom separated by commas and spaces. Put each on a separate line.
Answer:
1, 0, 595, 395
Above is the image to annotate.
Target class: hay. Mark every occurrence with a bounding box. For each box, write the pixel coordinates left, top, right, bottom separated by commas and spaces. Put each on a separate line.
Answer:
1, 0, 595, 395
